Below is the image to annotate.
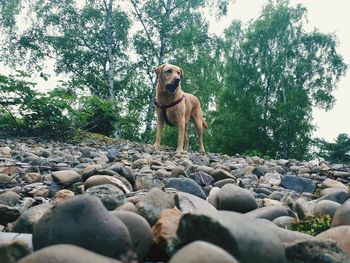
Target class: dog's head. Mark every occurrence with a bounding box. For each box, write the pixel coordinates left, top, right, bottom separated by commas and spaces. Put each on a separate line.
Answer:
154, 64, 183, 93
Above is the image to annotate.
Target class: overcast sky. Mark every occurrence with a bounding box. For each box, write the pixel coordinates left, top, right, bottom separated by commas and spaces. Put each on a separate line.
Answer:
209, 0, 350, 142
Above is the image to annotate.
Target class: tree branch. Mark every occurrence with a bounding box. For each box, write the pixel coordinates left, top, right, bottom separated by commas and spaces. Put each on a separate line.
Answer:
129, 0, 158, 58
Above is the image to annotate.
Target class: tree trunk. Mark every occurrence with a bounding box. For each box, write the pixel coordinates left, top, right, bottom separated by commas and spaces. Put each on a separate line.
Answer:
105, 0, 115, 100
142, 0, 171, 142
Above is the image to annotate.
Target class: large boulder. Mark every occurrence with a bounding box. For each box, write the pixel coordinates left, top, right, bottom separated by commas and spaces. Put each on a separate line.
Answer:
32, 195, 131, 259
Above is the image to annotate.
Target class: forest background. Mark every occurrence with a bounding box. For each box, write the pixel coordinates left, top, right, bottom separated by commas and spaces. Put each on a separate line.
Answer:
0, 0, 349, 163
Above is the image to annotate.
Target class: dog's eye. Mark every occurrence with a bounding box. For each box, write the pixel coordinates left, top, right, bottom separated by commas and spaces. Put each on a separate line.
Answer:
165, 69, 172, 74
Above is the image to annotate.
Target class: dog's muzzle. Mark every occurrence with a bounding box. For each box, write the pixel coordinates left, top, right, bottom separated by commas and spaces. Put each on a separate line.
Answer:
166, 79, 180, 93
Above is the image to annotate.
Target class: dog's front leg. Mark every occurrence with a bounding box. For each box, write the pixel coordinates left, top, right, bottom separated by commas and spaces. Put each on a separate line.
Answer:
176, 117, 186, 153
154, 111, 164, 148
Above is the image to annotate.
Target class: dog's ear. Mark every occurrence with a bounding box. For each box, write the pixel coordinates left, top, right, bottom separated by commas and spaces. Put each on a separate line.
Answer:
154, 64, 165, 77
179, 68, 184, 79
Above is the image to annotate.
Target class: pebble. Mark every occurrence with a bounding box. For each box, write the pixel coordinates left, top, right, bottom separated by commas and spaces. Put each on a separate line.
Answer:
1, 137, 350, 262
32, 195, 132, 259
217, 184, 258, 213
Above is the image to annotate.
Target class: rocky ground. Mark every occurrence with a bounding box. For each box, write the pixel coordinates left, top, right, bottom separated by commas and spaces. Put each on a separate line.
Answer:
1, 136, 350, 263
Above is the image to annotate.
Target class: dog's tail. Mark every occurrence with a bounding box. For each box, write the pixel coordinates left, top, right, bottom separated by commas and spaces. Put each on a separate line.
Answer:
202, 119, 208, 129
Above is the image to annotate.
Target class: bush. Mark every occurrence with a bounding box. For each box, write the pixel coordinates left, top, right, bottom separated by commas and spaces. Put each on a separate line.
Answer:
73, 96, 119, 136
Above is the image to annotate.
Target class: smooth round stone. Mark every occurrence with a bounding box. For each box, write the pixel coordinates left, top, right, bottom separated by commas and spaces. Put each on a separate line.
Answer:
175, 211, 286, 263
12, 203, 52, 233
257, 219, 314, 244
214, 178, 237, 188
151, 208, 183, 261
314, 200, 341, 218
0, 174, 18, 185
86, 184, 126, 210
50, 190, 75, 204
51, 170, 80, 185
176, 192, 218, 218
189, 171, 215, 187
281, 175, 316, 193
245, 205, 291, 221
217, 184, 257, 213
0, 191, 20, 206
0, 240, 31, 263
171, 166, 186, 177
292, 199, 315, 220
0, 233, 33, 250
263, 173, 282, 186
273, 216, 296, 228
135, 188, 176, 225
318, 190, 349, 204
111, 211, 152, 262
208, 187, 220, 208
331, 202, 350, 227
316, 226, 350, 257
17, 244, 122, 263
210, 169, 235, 182
33, 195, 131, 259
165, 178, 206, 199
169, 241, 239, 263
321, 179, 347, 189
285, 239, 350, 263
320, 188, 348, 197
134, 175, 165, 191
84, 175, 130, 193
252, 166, 270, 177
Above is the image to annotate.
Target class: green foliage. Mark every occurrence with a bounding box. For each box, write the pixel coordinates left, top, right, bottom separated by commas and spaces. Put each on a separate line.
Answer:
74, 96, 119, 136
0, 72, 74, 137
315, 134, 350, 164
210, 0, 347, 159
290, 215, 331, 236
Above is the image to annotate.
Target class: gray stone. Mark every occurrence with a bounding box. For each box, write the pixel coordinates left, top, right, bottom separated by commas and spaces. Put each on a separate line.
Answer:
332, 202, 350, 227
174, 211, 286, 263
134, 175, 165, 191
33, 195, 131, 259
281, 175, 316, 193
292, 199, 316, 220
316, 226, 350, 257
51, 170, 80, 185
0, 240, 31, 263
12, 203, 52, 233
321, 179, 347, 189
112, 211, 152, 262
169, 241, 239, 263
136, 188, 176, 226
0, 191, 20, 206
210, 169, 235, 182
257, 219, 314, 244
176, 192, 218, 217
314, 200, 341, 218
0, 233, 33, 250
273, 216, 296, 228
84, 175, 130, 193
217, 184, 257, 213
17, 244, 122, 263
85, 184, 126, 210
165, 178, 206, 199
245, 205, 292, 221
214, 178, 237, 188
318, 190, 349, 204
285, 239, 350, 263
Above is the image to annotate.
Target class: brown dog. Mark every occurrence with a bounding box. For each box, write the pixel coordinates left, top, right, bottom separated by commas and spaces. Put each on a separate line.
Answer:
153, 63, 208, 153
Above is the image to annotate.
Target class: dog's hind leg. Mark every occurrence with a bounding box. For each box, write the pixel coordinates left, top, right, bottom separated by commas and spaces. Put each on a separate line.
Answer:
183, 123, 189, 151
